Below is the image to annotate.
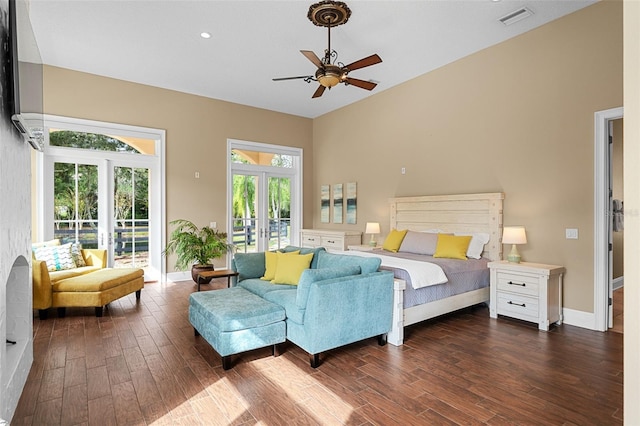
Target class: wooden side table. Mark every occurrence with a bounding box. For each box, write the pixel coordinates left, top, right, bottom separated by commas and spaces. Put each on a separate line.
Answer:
488, 260, 565, 331
196, 269, 239, 291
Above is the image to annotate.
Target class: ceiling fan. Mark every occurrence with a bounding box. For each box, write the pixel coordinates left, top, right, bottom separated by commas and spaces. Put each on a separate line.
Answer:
273, 0, 382, 98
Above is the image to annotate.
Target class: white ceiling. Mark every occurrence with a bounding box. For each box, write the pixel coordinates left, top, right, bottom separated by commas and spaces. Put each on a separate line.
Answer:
25, 0, 597, 119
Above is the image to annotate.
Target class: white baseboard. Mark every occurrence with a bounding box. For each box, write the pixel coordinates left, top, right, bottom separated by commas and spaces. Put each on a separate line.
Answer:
166, 271, 191, 283
613, 276, 624, 290
562, 307, 599, 331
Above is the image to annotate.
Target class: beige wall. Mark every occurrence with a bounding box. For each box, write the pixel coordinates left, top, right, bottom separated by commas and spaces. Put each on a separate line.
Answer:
43, 67, 313, 271
612, 118, 623, 279
624, 0, 640, 421
312, 1, 622, 313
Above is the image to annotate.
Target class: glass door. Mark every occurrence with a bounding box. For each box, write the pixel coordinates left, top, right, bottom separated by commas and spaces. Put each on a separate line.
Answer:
231, 172, 292, 253
112, 166, 150, 269
40, 123, 163, 281
228, 140, 301, 256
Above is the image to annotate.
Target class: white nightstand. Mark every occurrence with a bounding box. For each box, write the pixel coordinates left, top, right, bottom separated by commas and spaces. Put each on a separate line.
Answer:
348, 245, 383, 252
488, 260, 565, 331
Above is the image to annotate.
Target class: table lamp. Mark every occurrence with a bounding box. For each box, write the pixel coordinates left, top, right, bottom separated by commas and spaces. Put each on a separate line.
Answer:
502, 226, 527, 263
365, 222, 381, 246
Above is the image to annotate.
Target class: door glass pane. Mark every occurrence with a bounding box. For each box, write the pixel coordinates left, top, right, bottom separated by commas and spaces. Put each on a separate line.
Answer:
49, 130, 155, 155
53, 162, 99, 248
232, 174, 258, 253
231, 148, 292, 168
114, 166, 150, 269
268, 177, 291, 250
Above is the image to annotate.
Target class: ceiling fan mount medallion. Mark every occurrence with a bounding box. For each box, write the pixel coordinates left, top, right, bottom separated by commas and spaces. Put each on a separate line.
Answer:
273, 0, 382, 98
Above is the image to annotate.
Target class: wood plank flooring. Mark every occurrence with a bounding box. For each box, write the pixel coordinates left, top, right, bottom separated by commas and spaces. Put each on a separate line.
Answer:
12, 278, 623, 425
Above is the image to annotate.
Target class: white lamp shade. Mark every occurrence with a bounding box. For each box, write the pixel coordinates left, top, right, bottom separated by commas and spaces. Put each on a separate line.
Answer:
502, 226, 527, 245
365, 222, 381, 234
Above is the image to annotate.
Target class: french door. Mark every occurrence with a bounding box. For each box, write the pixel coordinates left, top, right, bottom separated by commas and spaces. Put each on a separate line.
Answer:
38, 116, 165, 281
228, 140, 301, 255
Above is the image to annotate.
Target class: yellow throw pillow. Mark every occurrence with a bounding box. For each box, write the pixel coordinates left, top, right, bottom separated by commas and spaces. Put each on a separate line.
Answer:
433, 234, 472, 260
382, 229, 408, 253
261, 250, 299, 281
272, 252, 314, 285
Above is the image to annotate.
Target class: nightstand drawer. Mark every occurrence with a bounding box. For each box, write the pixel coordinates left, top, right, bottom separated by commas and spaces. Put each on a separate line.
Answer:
496, 272, 539, 297
321, 236, 344, 250
497, 293, 538, 322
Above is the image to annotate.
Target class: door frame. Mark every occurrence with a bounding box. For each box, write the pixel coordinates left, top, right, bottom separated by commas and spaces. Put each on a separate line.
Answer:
594, 106, 623, 331
227, 139, 302, 258
37, 114, 166, 281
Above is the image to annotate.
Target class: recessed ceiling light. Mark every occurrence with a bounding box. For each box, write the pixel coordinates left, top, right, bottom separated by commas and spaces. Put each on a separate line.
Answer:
200, 32, 211, 39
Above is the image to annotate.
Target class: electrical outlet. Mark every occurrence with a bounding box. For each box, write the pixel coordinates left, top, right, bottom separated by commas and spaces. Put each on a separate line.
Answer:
401, 167, 406, 175
210, 222, 217, 229
195, 171, 200, 179
565, 228, 578, 239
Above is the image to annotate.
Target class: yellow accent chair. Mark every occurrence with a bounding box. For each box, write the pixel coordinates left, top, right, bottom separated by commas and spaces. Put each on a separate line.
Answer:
32, 248, 144, 319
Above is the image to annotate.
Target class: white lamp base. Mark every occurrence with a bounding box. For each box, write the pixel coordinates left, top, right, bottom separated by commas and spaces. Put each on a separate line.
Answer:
507, 244, 521, 263
369, 236, 377, 247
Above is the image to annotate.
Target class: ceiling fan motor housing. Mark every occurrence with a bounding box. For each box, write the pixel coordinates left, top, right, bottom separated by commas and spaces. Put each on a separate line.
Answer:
307, 0, 351, 27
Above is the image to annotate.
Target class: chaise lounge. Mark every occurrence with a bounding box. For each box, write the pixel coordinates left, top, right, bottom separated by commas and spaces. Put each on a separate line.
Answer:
32, 242, 144, 319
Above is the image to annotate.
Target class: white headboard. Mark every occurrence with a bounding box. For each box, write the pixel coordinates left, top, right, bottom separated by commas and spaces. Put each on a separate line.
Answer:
389, 192, 505, 261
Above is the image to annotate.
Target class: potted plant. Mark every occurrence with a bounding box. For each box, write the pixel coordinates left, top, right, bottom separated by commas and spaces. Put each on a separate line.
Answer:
163, 219, 234, 283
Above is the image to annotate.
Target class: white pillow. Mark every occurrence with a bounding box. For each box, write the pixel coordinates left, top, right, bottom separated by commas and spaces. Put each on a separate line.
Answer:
454, 232, 490, 259
33, 242, 77, 271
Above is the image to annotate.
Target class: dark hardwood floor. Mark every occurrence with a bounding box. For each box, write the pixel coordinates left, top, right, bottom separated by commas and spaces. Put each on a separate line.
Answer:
12, 278, 623, 425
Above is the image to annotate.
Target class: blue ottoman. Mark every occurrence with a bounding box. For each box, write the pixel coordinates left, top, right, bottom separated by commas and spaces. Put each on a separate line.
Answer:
189, 287, 286, 369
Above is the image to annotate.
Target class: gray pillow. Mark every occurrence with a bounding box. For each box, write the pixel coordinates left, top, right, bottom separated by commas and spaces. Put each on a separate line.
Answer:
398, 231, 439, 255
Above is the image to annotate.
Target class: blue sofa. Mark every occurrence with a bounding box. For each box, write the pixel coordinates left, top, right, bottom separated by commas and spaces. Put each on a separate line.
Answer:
230, 246, 394, 367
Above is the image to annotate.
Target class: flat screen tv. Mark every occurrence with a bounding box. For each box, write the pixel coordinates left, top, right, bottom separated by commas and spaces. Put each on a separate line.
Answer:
9, 0, 44, 151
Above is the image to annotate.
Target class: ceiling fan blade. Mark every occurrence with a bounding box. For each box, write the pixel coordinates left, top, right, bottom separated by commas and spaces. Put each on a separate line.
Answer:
344, 77, 377, 91
301, 50, 324, 69
312, 85, 326, 98
344, 54, 382, 72
272, 75, 313, 81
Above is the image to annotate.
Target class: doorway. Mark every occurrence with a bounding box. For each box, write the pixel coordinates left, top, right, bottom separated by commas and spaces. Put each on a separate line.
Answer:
227, 139, 302, 255
36, 115, 165, 281
594, 107, 624, 332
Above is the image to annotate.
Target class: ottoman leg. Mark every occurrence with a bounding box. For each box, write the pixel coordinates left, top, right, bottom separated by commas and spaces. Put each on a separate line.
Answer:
135, 289, 141, 301
194, 328, 200, 337
273, 344, 283, 357
57, 307, 66, 318
222, 356, 232, 370
95, 307, 103, 317
310, 353, 320, 369
38, 309, 48, 320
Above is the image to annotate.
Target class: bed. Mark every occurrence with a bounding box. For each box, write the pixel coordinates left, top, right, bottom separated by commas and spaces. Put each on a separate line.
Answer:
379, 192, 504, 346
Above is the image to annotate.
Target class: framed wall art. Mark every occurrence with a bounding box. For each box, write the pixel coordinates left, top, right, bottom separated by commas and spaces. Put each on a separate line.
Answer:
346, 182, 357, 224
333, 183, 343, 224
320, 184, 330, 223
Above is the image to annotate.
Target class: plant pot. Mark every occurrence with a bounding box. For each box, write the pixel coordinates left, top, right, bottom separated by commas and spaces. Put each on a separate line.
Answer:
191, 264, 214, 284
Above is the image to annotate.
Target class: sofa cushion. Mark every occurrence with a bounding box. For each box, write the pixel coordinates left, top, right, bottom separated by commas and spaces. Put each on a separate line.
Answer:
189, 287, 285, 333
272, 252, 314, 285
296, 265, 361, 310
233, 252, 266, 281
238, 278, 297, 298
48, 265, 102, 284
52, 268, 144, 292
33, 243, 77, 271
261, 250, 299, 281
316, 251, 381, 274
262, 290, 305, 324
280, 246, 325, 269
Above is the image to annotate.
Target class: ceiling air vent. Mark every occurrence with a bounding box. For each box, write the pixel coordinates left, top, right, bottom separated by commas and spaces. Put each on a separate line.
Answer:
499, 7, 534, 26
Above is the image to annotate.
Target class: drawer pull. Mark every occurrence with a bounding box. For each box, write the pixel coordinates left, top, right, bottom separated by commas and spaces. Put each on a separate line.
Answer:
507, 301, 526, 307
327, 240, 335, 243
508, 281, 526, 287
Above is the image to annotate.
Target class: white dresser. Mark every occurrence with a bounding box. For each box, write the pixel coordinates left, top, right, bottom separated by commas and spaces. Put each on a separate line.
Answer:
300, 229, 362, 251
488, 260, 565, 331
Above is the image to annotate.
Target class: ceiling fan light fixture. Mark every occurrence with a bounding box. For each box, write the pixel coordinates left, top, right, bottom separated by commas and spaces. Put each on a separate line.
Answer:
316, 65, 343, 88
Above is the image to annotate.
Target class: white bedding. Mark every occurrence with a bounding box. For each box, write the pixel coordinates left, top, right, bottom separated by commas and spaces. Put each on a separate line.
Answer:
340, 250, 448, 289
